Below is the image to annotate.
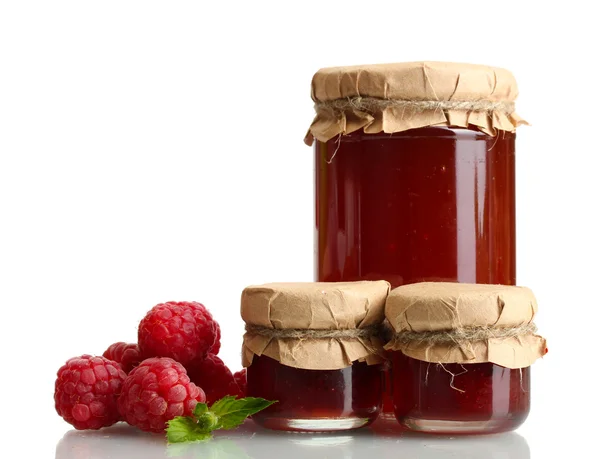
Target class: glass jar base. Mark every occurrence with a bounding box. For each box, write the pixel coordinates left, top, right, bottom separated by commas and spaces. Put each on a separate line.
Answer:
253, 416, 373, 432
378, 411, 397, 422
399, 416, 525, 435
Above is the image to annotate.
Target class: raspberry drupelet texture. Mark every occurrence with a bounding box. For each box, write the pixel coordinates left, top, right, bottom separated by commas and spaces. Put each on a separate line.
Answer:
138, 301, 217, 366
209, 321, 221, 355
103, 342, 142, 374
186, 354, 242, 405
118, 357, 205, 433
54, 355, 127, 430
233, 369, 247, 397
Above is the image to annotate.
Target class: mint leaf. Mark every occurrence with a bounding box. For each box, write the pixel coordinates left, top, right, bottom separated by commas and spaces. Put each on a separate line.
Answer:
166, 396, 276, 443
196, 411, 219, 431
193, 402, 208, 418
211, 396, 277, 430
166, 417, 212, 444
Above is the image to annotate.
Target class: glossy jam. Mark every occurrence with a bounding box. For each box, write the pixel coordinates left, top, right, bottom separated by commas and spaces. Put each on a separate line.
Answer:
392, 352, 530, 434
380, 352, 395, 418
247, 355, 382, 432
315, 127, 516, 288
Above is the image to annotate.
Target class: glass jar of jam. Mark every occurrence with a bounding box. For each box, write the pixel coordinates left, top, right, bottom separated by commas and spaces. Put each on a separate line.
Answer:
307, 61, 526, 289
241, 281, 390, 432
384, 282, 547, 435
247, 355, 382, 432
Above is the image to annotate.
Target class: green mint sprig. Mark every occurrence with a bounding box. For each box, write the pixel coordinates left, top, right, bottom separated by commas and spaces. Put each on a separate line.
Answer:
166, 396, 276, 443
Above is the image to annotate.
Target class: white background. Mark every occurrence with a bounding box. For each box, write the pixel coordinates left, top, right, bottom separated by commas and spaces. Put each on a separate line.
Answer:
1, 1, 599, 458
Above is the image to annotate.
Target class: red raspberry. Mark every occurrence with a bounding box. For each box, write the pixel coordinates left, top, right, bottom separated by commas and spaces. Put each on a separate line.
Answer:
118, 357, 205, 433
102, 342, 142, 374
209, 320, 221, 355
186, 354, 242, 405
138, 301, 216, 366
233, 369, 247, 397
196, 307, 220, 355
54, 355, 126, 430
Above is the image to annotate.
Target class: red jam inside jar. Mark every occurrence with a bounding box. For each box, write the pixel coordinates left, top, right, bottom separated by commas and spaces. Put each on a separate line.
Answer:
392, 352, 530, 435
247, 355, 382, 432
315, 126, 516, 288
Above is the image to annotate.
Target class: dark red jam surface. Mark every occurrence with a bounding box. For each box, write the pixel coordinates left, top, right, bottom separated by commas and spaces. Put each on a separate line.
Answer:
315, 127, 516, 288
247, 355, 382, 431
392, 352, 530, 434
381, 354, 395, 415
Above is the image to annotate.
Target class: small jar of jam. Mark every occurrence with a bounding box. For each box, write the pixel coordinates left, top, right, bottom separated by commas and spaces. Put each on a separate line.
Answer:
385, 282, 547, 435
241, 281, 390, 432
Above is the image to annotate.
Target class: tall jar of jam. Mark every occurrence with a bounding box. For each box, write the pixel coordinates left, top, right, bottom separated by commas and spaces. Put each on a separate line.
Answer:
385, 282, 547, 435
307, 61, 526, 288
241, 281, 390, 432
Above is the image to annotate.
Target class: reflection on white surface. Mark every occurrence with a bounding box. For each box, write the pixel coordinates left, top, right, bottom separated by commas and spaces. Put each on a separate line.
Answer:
55, 418, 530, 459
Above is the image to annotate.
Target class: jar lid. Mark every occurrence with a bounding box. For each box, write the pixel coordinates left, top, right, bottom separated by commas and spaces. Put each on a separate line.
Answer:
384, 282, 547, 368
305, 61, 527, 145
241, 281, 390, 370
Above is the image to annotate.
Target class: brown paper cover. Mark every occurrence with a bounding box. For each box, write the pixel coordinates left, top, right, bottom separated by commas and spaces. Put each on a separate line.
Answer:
241, 281, 390, 370
305, 61, 527, 145
384, 282, 547, 369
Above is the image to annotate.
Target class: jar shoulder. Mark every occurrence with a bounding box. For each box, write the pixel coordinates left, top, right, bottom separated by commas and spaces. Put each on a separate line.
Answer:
336, 126, 515, 142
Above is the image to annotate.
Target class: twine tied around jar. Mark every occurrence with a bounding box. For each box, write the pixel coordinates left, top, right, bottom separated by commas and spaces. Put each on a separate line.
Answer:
390, 323, 538, 393
389, 322, 538, 347
315, 97, 516, 116
312, 96, 519, 162
241, 281, 390, 370
305, 62, 528, 144
245, 324, 381, 340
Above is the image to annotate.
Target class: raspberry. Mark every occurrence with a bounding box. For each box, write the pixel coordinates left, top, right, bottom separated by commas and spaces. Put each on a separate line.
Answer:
195, 306, 220, 355
118, 357, 205, 433
102, 342, 142, 374
186, 354, 242, 405
138, 301, 216, 366
233, 369, 247, 397
209, 321, 221, 355
54, 355, 126, 430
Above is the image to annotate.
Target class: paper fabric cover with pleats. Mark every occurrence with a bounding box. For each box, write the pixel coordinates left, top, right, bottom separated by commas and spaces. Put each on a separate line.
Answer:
305, 61, 527, 145
384, 282, 547, 369
241, 281, 390, 370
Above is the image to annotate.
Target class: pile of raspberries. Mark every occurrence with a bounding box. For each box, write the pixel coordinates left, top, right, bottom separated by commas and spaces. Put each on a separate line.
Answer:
54, 301, 247, 432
